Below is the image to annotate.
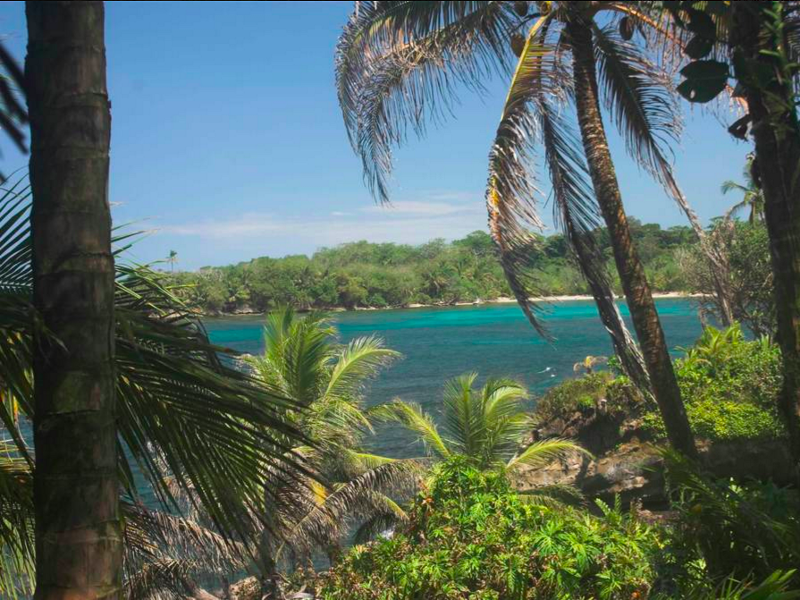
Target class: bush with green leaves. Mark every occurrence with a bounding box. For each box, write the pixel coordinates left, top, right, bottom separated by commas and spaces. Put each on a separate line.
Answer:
319, 457, 662, 600
642, 325, 784, 442
664, 452, 800, 590
533, 372, 614, 423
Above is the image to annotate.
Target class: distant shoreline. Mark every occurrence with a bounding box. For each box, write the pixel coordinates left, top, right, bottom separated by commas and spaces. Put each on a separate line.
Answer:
200, 292, 704, 319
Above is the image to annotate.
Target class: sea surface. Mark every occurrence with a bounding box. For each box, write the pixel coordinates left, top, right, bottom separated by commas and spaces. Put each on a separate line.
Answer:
205, 299, 704, 459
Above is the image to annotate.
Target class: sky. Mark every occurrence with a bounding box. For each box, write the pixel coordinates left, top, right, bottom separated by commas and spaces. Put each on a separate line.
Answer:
0, 1, 751, 270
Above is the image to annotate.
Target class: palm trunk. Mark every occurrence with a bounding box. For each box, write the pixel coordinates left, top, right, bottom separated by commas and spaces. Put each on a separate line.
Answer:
568, 19, 697, 459
26, 2, 121, 598
733, 3, 800, 475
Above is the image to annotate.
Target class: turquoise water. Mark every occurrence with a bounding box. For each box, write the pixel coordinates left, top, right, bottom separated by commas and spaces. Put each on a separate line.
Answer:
205, 299, 704, 459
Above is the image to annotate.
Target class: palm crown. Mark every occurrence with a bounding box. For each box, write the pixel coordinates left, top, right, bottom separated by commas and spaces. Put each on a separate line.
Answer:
243, 308, 419, 571
375, 373, 588, 473
335, 1, 707, 388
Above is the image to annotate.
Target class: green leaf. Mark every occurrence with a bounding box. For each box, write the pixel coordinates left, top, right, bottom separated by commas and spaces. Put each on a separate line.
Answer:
686, 9, 716, 39
685, 35, 714, 60
679, 60, 730, 103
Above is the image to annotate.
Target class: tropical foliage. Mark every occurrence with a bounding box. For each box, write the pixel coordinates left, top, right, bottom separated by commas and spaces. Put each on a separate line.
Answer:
241, 308, 419, 584
167, 223, 696, 315
670, 325, 784, 442
680, 220, 774, 338
664, 451, 800, 588
374, 373, 587, 475
319, 457, 663, 600
0, 182, 309, 599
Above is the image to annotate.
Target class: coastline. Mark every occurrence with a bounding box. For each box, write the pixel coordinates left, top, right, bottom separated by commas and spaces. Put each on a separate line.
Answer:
201, 292, 704, 319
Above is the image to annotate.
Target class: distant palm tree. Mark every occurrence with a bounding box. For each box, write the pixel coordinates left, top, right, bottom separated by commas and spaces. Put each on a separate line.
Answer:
721, 157, 765, 224
336, 1, 698, 458
374, 373, 588, 477
168, 249, 179, 272
244, 308, 418, 592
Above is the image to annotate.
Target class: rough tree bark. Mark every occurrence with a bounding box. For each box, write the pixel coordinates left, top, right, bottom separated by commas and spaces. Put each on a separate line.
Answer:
732, 2, 800, 476
567, 18, 698, 459
26, 1, 121, 598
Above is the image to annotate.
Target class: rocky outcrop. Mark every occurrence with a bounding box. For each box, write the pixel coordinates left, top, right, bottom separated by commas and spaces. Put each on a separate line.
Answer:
520, 408, 795, 508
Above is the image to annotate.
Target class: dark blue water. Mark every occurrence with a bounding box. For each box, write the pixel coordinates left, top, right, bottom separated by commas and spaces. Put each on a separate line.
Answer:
205, 299, 704, 459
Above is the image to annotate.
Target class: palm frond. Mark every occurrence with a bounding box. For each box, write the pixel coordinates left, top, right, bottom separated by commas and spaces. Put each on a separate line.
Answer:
0, 182, 311, 548
0, 447, 34, 600
123, 502, 251, 588
122, 557, 200, 600
441, 372, 485, 457
372, 399, 450, 459
274, 460, 421, 561
337, 1, 514, 202
592, 21, 714, 243
517, 483, 585, 508
482, 377, 528, 422
593, 21, 736, 326
506, 437, 591, 471
324, 335, 401, 403
486, 14, 564, 336
537, 94, 651, 390
0, 42, 28, 181
353, 508, 407, 546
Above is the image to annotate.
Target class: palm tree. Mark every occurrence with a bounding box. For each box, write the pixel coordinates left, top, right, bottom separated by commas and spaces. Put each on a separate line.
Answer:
0, 181, 309, 599
374, 373, 588, 477
335, 1, 697, 458
243, 308, 419, 594
168, 249, 179, 273
25, 3, 121, 596
657, 0, 800, 478
721, 157, 765, 224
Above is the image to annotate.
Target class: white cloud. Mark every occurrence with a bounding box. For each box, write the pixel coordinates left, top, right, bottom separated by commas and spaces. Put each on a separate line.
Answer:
360, 200, 482, 217
163, 195, 488, 250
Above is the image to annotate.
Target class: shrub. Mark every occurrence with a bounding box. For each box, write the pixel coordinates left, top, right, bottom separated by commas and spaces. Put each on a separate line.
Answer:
319, 457, 662, 600
534, 372, 614, 423
644, 326, 784, 442
664, 452, 800, 588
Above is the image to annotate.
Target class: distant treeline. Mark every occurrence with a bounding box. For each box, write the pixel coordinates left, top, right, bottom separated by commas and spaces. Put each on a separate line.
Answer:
166, 220, 697, 314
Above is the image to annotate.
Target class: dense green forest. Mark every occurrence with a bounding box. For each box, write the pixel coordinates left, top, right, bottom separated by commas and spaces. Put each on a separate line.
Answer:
166, 220, 696, 314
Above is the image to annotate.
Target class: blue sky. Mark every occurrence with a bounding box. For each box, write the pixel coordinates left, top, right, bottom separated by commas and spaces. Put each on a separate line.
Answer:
0, 1, 750, 270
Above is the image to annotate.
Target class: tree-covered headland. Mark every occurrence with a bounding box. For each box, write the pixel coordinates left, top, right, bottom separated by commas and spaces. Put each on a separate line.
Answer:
166, 221, 697, 315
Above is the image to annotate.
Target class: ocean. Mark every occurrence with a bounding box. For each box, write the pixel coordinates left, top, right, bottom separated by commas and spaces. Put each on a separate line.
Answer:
205, 299, 704, 459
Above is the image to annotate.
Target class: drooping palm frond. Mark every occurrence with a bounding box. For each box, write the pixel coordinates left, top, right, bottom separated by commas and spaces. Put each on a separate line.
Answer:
0, 42, 28, 181
273, 460, 420, 562
372, 398, 451, 459
486, 15, 568, 336
506, 437, 591, 471
337, 1, 514, 202
518, 483, 586, 508
123, 502, 251, 600
0, 181, 313, 592
537, 97, 652, 390
480, 15, 650, 386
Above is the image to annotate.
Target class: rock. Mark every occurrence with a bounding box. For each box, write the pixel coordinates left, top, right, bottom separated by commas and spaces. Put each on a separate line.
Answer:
533, 405, 653, 456
515, 438, 795, 509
